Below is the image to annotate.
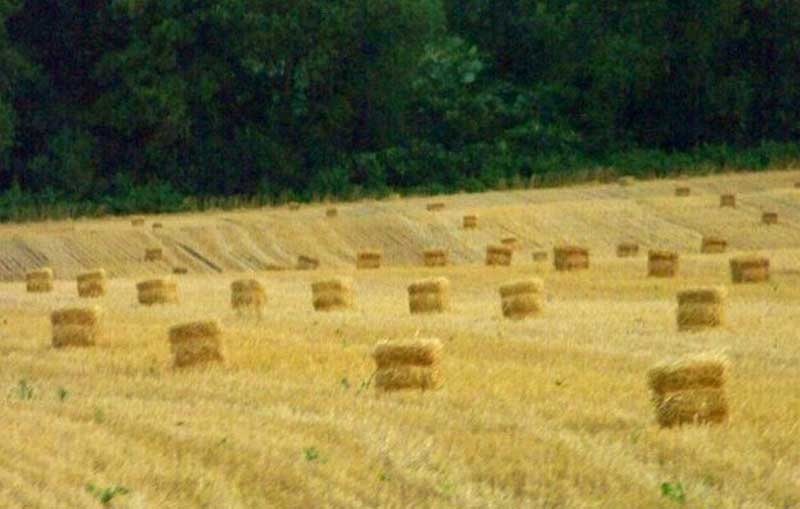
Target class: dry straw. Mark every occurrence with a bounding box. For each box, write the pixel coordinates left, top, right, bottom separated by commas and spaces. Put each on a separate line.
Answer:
297, 255, 320, 270
554, 245, 589, 271
288, 201, 300, 210
77, 269, 106, 298
152, 222, 163, 229
616, 242, 639, 258
423, 249, 448, 267
131, 217, 145, 226
647, 353, 729, 427
408, 277, 450, 314
168, 320, 224, 368
426, 202, 445, 211
648, 250, 678, 277
762, 212, 778, 225
325, 207, 338, 218
676, 287, 726, 331
501, 237, 519, 250
231, 279, 266, 315
729, 256, 769, 283
312, 277, 354, 311
136, 278, 178, 305
356, 250, 382, 269
144, 247, 163, 262
701, 236, 727, 254
26, 268, 53, 293
463, 214, 478, 229
719, 194, 736, 207
172, 267, 188, 275
499, 278, 543, 320
372, 338, 442, 391
675, 186, 691, 197
618, 176, 636, 187
51, 306, 102, 348
486, 245, 513, 266
532, 250, 548, 262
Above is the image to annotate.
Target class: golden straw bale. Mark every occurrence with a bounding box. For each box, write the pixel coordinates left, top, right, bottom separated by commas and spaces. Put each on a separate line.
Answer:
501, 237, 519, 250
701, 236, 727, 254
288, 202, 300, 210
131, 217, 145, 226
647, 354, 728, 395
675, 186, 691, 197
231, 279, 266, 313
325, 207, 338, 218
77, 269, 107, 298
553, 245, 589, 271
616, 242, 639, 258
463, 215, 478, 229
26, 268, 53, 293
655, 388, 729, 427
648, 250, 679, 277
531, 250, 548, 262
719, 194, 736, 207
426, 202, 445, 211
136, 278, 178, 305
374, 365, 442, 391
676, 287, 726, 331
51, 306, 102, 348
144, 247, 163, 262
762, 212, 778, 225
356, 250, 382, 269
297, 255, 320, 270
486, 245, 513, 266
312, 277, 354, 311
168, 320, 223, 368
172, 267, 188, 275
372, 338, 443, 367
499, 278, 544, 319
152, 222, 163, 229
408, 277, 450, 314
729, 256, 769, 283
423, 249, 448, 267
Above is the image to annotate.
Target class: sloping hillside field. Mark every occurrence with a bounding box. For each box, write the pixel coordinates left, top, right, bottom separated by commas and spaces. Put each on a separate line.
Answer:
1, 171, 800, 508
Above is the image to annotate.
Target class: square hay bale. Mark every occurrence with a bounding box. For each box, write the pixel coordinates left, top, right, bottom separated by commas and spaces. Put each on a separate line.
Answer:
701, 236, 727, 254
499, 278, 544, 320
676, 287, 726, 331
762, 212, 778, 225
372, 338, 442, 391
423, 249, 448, 267
152, 222, 163, 229
730, 256, 769, 283
408, 277, 450, 314
136, 278, 179, 305
486, 245, 513, 266
26, 268, 54, 293
648, 250, 678, 278
77, 269, 107, 298
325, 207, 338, 218
426, 202, 445, 212
288, 201, 301, 210
144, 248, 164, 262
297, 255, 320, 271
356, 250, 382, 269
131, 217, 145, 227
463, 215, 478, 229
51, 306, 102, 348
231, 279, 266, 314
719, 194, 736, 207
312, 277, 354, 311
172, 267, 188, 275
531, 250, 548, 262
616, 242, 639, 258
501, 237, 519, 250
675, 186, 691, 197
656, 388, 729, 427
168, 320, 223, 368
553, 245, 589, 271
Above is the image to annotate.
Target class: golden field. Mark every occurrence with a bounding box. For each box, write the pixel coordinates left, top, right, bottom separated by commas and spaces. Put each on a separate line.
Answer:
1, 171, 800, 508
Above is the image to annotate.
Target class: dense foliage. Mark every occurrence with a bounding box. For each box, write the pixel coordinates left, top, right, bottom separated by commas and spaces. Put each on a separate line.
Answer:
1, 0, 800, 219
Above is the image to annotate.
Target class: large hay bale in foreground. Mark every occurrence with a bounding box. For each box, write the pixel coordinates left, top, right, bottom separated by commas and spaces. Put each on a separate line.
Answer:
168, 320, 223, 368
325, 207, 338, 218
701, 236, 727, 254
372, 338, 442, 391
356, 250, 382, 269
762, 212, 778, 225
312, 277, 354, 311
408, 277, 450, 314
231, 279, 265, 315
676, 287, 726, 331
136, 278, 178, 305
719, 194, 736, 208
462, 215, 478, 229
426, 202, 445, 212
486, 245, 513, 266
647, 354, 729, 427
77, 269, 107, 298
616, 242, 639, 258
648, 250, 678, 278
423, 249, 448, 267
51, 306, 102, 348
499, 278, 543, 320
144, 248, 163, 262
553, 245, 589, 271
297, 255, 320, 271
675, 186, 691, 197
729, 256, 769, 283
26, 268, 53, 293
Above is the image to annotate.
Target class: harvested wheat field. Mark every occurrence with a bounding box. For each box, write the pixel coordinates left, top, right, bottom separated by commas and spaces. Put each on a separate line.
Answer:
1, 170, 800, 508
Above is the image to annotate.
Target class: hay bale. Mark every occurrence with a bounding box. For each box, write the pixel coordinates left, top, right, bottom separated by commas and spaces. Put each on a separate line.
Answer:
701, 236, 727, 254
325, 207, 338, 218
288, 201, 300, 210
531, 250, 548, 262
372, 338, 442, 391
616, 242, 639, 258
647, 354, 728, 395
51, 306, 102, 348
231, 279, 265, 315
136, 278, 178, 305
501, 237, 519, 250
168, 320, 223, 368
762, 212, 778, 225
719, 194, 736, 207
655, 388, 729, 427
618, 176, 636, 187
152, 222, 163, 229
297, 255, 320, 270
463, 215, 478, 229
131, 217, 145, 227
76, 269, 106, 298
408, 277, 450, 314
676, 287, 726, 331
730, 256, 769, 283
144, 247, 163, 262
312, 277, 354, 311
675, 186, 691, 197
426, 202, 445, 212
648, 250, 678, 278
499, 278, 543, 320
172, 267, 188, 275
553, 245, 589, 271
423, 249, 448, 267
26, 268, 53, 293
486, 245, 513, 266
356, 250, 382, 269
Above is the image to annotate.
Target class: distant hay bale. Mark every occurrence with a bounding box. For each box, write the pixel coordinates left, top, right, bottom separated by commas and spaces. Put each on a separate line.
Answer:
701, 236, 727, 254
168, 320, 223, 368
719, 194, 736, 208
131, 217, 145, 226
730, 256, 769, 283
675, 186, 691, 197
172, 267, 188, 275
76, 269, 106, 298
761, 212, 778, 225
676, 287, 726, 331
312, 277, 354, 311
408, 277, 450, 314
356, 250, 382, 269
463, 215, 478, 229
288, 202, 300, 210
297, 255, 320, 270
152, 222, 163, 229
647, 353, 729, 427
136, 278, 178, 305
26, 268, 53, 293
618, 176, 636, 187
423, 249, 448, 267
144, 247, 163, 262
553, 245, 589, 271
486, 245, 513, 266
531, 250, 548, 262
372, 338, 442, 391
616, 242, 639, 258
648, 250, 678, 278
426, 202, 445, 212
231, 279, 265, 315
499, 278, 543, 320
51, 306, 102, 348
501, 237, 519, 250
325, 207, 338, 218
